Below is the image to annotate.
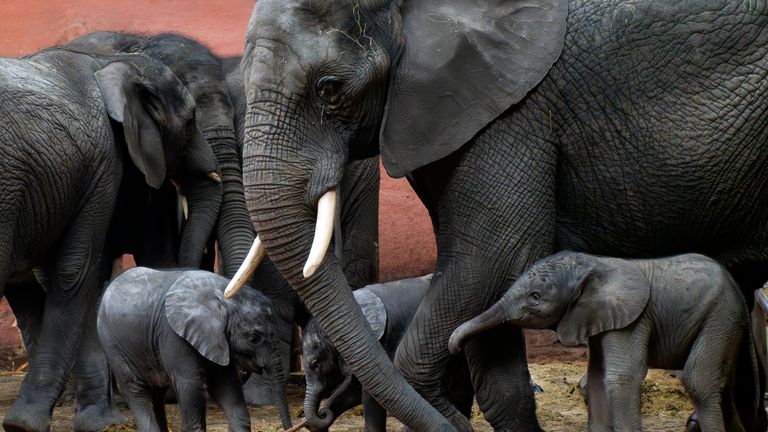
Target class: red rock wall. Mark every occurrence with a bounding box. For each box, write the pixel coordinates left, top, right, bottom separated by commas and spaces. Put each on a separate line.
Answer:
0, 1, 436, 363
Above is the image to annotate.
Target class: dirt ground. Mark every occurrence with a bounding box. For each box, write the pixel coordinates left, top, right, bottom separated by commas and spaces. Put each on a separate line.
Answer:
0, 330, 695, 432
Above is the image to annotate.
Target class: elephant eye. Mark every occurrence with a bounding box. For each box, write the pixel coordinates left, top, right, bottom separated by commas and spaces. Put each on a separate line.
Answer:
316, 76, 343, 106
250, 333, 263, 345
530, 291, 541, 301
310, 359, 321, 370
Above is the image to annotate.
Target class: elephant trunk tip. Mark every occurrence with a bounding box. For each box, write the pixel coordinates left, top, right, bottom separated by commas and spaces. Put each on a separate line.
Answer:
448, 322, 472, 354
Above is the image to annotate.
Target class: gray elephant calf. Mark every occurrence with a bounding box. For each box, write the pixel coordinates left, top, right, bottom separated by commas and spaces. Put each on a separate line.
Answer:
301, 275, 472, 432
97, 267, 292, 431
450, 252, 760, 432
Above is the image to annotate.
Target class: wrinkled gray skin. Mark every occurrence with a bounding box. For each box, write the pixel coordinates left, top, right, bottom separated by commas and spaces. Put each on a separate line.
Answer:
0, 48, 220, 432
97, 267, 292, 432
301, 275, 473, 432
31, 31, 254, 429
239, 1, 768, 430
451, 252, 762, 432
223, 57, 380, 405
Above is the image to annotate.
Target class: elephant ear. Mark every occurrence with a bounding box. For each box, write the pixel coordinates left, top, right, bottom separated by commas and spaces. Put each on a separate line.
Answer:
353, 288, 387, 341
164, 271, 230, 366
557, 259, 651, 347
380, 0, 568, 177
94, 61, 166, 189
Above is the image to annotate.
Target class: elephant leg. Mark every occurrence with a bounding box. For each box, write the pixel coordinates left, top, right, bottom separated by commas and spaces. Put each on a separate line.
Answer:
206, 365, 251, 431
362, 391, 387, 432
150, 390, 169, 432
682, 322, 739, 432
596, 329, 649, 432
445, 356, 474, 420
585, 346, 610, 432
3, 189, 112, 432
463, 324, 538, 431
4, 276, 46, 359
119, 384, 164, 432
398, 130, 556, 431
72, 299, 126, 432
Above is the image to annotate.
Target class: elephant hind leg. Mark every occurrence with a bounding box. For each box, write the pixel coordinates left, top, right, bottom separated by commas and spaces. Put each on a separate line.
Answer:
682, 325, 739, 432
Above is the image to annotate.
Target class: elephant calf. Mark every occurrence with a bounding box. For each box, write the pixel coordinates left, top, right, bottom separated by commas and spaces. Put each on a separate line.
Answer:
301, 275, 473, 432
97, 267, 292, 431
450, 252, 760, 432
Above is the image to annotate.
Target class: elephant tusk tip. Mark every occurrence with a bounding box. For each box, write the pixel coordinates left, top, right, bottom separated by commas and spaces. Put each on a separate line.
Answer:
207, 171, 222, 184
223, 281, 243, 299
303, 262, 319, 278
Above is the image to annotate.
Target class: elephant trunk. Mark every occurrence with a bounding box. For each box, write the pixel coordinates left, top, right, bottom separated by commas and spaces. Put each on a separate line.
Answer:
177, 175, 222, 267
267, 341, 292, 429
314, 374, 358, 430
203, 128, 256, 277
240, 91, 453, 431
304, 380, 335, 432
449, 296, 512, 354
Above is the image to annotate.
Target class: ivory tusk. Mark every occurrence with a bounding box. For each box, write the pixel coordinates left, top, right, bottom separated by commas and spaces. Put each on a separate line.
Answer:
207, 171, 222, 184
180, 195, 189, 220
224, 237, 266, 299
303, 189, 337, 278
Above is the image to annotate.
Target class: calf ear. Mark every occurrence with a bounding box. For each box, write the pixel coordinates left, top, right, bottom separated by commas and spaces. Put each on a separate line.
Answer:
380, 0, 568, 177
557, 259, 651, 347
353, 288, 387, 341
94, 61, 166, 189
164, 271, 230, 366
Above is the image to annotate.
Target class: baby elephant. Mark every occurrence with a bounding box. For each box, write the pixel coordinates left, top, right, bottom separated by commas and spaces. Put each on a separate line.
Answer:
450, 252, 761, 432
301, 275, 473, 432
98, 267, 292, 432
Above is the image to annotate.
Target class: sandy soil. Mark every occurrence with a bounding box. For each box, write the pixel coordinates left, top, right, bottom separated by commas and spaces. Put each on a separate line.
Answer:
0, 331, 694, 432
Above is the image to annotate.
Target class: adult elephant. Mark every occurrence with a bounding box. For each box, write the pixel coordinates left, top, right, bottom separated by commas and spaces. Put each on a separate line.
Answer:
223, 57, 380, 405
227, 1, 768, 431
66, 32, 249, 275
3, 33, 237, 431
0, 47, 221, 431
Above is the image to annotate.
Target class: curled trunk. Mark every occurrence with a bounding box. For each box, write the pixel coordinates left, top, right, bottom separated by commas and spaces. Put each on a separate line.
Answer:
303, 381, 335, 432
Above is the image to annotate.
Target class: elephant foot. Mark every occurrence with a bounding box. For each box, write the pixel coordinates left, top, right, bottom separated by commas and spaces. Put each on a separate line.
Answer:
2, 399, 51, 432
73, 403, 127, 432
685, 411, 701, 432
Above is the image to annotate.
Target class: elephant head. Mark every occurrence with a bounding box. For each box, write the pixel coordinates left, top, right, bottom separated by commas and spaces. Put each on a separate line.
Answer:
164, 271, 292, 429
228, 1, 568, 427
94, 54, 223, 267
69, 31, 251, 273
448, 252, 652, 352
301, 288, 386, 431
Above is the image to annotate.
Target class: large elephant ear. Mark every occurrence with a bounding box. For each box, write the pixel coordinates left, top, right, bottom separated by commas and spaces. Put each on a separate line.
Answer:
94, 61, 166, 189
165, 271, 230, 366
557, 259, 651, 347
380, 0, 568, 177
353, 288, 387, 341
